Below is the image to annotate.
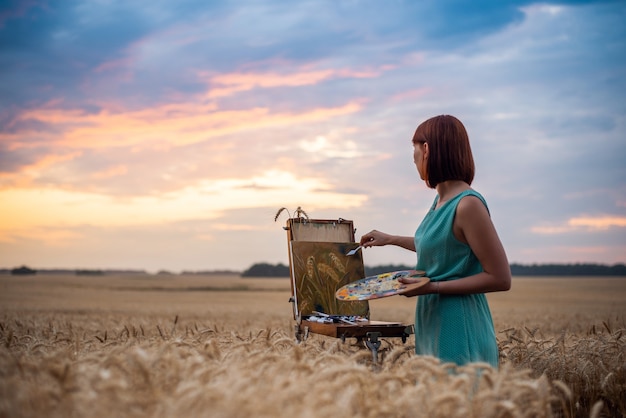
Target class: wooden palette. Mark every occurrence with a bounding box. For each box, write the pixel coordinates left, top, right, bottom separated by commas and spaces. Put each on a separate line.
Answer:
335, 270, 429, 301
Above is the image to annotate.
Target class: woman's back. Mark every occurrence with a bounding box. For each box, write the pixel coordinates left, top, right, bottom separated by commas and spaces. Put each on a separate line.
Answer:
414, 189, 499, 367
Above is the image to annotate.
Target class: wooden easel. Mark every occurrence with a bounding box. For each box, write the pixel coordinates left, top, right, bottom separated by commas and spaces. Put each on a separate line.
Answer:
283, 215, 413, 362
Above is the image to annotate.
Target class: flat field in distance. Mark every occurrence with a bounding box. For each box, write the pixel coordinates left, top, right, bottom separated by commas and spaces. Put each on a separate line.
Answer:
1, 274, 624, 417
2, 274, 624, 327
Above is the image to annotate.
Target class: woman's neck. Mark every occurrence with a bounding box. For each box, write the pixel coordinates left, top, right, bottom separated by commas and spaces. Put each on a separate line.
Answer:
435, 181, 470, 208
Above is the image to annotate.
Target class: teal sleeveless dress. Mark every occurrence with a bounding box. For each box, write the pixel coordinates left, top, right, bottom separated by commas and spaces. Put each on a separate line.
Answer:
413, 189, 499, 367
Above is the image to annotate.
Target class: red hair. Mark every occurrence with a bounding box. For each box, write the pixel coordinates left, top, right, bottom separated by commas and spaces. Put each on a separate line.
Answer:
412, 115, 475, 188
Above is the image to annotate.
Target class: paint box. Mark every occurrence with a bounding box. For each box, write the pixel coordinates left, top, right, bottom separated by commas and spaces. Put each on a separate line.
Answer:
283, 216, 413, 357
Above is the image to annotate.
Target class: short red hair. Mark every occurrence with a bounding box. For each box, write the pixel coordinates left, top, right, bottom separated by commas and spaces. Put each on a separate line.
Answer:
412, 115, 475, 188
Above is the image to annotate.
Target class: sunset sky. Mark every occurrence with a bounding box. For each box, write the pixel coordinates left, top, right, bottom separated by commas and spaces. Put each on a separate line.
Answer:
1, 0, 625, 272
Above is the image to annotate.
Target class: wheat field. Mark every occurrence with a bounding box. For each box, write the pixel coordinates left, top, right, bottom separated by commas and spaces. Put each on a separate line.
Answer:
0, 274, 624, 418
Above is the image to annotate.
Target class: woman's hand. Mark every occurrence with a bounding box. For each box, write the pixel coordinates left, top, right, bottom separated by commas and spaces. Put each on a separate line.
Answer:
398, 277, 436, 297
359, 230, 392, 247
359, 231, 416, 251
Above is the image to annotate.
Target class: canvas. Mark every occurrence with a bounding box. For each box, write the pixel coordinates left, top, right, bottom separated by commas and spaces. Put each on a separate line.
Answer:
289, 241, 369, 318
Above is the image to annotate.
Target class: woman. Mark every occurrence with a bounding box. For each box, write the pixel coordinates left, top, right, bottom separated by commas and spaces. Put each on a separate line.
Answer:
360, 115, 511, 368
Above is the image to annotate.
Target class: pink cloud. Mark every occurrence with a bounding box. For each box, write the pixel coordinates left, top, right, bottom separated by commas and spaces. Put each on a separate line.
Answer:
569, 216, 626, 230
390, 87, 432, 103
10, 99, 363, 150
0, 151, 82, 189
201, 66, 386, 99
91, 165, 128, 180
531, 215, 626, 234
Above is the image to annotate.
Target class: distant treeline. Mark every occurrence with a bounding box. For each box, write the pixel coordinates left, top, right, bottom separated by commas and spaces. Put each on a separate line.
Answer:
1, 266, 242, 276
2, 266, 151, 276
179, 270, 240, 275
509, 263, 626, 276
240, 262, 626, 277
241, 263, 290, 277
4, 263, 626, 277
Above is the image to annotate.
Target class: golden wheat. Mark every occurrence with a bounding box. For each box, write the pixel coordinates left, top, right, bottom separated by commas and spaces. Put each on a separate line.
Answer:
0, 275, 624, 417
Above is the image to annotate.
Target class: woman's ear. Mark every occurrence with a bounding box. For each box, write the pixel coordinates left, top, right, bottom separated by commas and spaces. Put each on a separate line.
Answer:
422, 142, 429, 160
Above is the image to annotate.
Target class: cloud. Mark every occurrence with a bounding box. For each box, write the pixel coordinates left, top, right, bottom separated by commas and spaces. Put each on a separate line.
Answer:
91, 165, 128, 180
0, 170, 368, 239
298, 135, 363, 160
0, 149, 82, 186
532, 216, 626, 234
569, 216, 626, 230
6, 98, 363, 150
203, 66, 385, 99
0, 225, 83, 246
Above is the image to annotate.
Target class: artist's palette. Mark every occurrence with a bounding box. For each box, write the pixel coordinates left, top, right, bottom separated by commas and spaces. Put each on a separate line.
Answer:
335, 270, 429, 301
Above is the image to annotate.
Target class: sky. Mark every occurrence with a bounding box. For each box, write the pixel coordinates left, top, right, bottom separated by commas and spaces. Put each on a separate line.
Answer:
1, 0, 625, 273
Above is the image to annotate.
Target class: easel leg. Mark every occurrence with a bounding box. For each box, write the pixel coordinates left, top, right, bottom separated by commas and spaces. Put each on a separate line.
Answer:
295, 325, 309, 343
365, 332, 382, 363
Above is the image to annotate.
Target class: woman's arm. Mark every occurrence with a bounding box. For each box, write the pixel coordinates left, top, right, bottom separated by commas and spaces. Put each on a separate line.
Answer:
359, 230, 416, 252
401, 196, 511, 297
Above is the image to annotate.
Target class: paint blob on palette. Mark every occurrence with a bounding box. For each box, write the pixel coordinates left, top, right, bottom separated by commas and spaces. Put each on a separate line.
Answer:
335, 270, 429, 301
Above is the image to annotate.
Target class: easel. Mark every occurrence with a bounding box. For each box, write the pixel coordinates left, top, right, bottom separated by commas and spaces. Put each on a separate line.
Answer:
282, 214, 413, 362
